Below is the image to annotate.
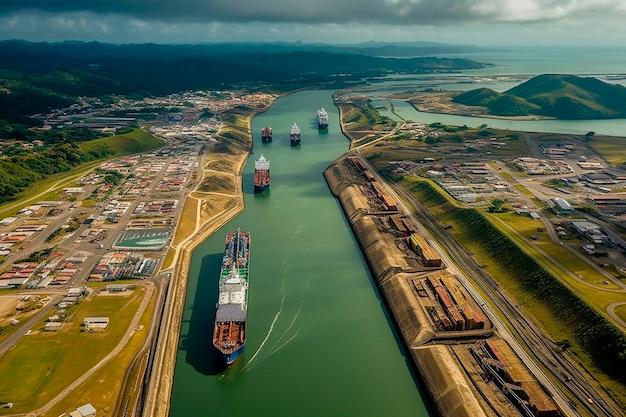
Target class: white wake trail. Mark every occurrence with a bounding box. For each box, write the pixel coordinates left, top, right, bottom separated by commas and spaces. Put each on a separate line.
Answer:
241, 278, 287, 371
269, 281, 309, 350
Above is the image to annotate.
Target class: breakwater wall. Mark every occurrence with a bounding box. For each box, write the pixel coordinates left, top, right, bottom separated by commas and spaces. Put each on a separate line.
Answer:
323, 154, 489, 417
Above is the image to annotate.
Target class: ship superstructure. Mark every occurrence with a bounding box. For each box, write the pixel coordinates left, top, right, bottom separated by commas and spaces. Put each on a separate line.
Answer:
213, 228, 250, 366
254, 154, 270, 193
261, 125, 272, 143
316, 108, 329, 129
290, 123, 301, 146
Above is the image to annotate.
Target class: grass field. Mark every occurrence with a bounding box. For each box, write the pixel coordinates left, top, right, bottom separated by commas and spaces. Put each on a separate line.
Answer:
78, 128, 164, 158
42, 285, 156, 417
0, 287, 146, 414
586, 135, 626, 166
404, 177, 626, 408
172, 197, 198, 247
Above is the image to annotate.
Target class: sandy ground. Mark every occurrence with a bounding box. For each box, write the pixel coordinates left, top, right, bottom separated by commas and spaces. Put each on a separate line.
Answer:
0, 295, 21, 326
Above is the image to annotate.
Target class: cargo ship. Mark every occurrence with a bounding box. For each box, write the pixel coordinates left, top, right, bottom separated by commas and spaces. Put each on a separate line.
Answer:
290, 122, 301, 146
213, 228, 250, 366
261, 125, 272, 143
316, 108, 329, 129
253, 154, 270, 193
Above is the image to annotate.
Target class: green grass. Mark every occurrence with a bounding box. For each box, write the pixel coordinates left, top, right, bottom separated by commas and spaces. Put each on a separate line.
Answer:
0, 289, 144, 413
80, 199, 96, 208
78, 127, 164, 157
402, 177, 626, 408
42, 286, 156, 417
0, 128, 164, 218
587, 135, 626, 166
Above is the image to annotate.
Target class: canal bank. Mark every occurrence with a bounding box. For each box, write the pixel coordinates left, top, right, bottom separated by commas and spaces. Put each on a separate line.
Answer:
323, 154, 493, 417
167, 89, 431, 417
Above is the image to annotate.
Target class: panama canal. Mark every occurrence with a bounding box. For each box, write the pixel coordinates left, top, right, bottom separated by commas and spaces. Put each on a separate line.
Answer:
168, 89, 432, 416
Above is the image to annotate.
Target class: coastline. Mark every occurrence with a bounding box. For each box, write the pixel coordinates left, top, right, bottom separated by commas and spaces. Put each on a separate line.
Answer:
395, 92, 554, 121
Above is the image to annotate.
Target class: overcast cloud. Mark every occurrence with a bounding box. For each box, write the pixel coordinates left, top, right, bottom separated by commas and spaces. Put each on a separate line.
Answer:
1, 0, 625, 45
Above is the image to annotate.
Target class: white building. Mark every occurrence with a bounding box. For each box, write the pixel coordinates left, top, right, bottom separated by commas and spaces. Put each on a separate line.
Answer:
84, 317, 109, 332
0, 217, 18, 226
69, 403, 96, 417
553, 197, 574, 212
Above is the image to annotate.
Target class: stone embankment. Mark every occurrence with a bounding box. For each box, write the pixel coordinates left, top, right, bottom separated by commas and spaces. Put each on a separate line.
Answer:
323, 154, 490, 417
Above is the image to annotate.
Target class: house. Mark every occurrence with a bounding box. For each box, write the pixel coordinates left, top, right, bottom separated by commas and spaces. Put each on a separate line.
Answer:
84, 317, 109, 332
69, 403, 96, 417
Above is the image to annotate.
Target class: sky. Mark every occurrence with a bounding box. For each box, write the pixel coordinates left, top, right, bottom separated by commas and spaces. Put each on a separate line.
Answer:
1, 0, 626, 46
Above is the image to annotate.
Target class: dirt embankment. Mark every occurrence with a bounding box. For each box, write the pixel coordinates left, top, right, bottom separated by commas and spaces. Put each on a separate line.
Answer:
323, 154, 492, 417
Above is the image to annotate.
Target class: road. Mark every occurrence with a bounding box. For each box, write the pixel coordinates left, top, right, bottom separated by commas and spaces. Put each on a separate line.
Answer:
25, 282, 155, 417
0, 293, 64, 358
355, 149, 623, 417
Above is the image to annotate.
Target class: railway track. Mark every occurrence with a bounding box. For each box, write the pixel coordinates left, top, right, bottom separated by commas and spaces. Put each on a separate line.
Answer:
389, 179, 623, 417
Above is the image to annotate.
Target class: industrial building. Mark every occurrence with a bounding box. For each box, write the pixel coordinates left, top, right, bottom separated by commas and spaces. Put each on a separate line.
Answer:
553, 197, 574, 212
471, 339, 561, 417
84, 317, 109, 332
69, 403, 97, 417
409, 234, 442, 267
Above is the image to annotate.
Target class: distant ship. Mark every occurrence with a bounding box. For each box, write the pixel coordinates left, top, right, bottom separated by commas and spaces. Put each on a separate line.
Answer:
213, 228, 250, 366
290, 123, 301, 146
254, 154, 270, 193
261, 125, 272, 143
316, 108, 329, 130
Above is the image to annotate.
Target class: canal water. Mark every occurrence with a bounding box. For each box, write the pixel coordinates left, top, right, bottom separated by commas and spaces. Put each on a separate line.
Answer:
169, 90, 432, 416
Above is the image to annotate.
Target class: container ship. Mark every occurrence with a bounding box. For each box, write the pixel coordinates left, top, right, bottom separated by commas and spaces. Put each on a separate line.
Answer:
253, 154, 270, 193
261, 125, 272, 143
316, 108, 329, 129
213, 228, 250, 366
290, 122, 301, 146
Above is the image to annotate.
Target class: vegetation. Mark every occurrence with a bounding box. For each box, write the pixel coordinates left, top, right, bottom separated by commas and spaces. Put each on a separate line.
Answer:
342, 97, 397, 132
453, 74, 626, 119
0, 128, 163, 205
0, 289, 146, 413
0, 40, 488, 127
406, 180, 626, 402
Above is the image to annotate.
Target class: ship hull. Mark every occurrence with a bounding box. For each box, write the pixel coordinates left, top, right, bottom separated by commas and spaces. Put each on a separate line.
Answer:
261, 135, 272, 143
213, 229, 250, 368
254, 183, 269, 193
223, 342, 245, 365
317, 123, 328, 130
290, 138, 301, 146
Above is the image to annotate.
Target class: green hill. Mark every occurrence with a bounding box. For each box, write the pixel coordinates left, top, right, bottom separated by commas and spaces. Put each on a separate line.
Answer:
452, 74, 626, 119
0, 128, 163, 205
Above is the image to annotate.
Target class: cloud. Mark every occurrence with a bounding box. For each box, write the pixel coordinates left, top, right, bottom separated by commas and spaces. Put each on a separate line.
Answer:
1, 0, 625, 25
0, 0, 625, 45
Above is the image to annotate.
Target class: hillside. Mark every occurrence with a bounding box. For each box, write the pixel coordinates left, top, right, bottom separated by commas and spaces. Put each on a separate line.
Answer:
453, 74, 626, 119
0, 128, 163, 204
0, 40, 490, 127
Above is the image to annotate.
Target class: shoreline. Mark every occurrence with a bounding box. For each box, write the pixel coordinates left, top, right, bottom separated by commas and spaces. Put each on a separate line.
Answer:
322, 154, 492, 416
144, 106, 263, 417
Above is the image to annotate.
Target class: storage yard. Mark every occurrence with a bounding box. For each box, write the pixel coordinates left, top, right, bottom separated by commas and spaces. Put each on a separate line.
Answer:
324, 153, 562, 417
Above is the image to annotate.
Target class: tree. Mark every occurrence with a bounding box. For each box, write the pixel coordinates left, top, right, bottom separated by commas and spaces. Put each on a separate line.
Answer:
557, 339, 572, 352
488, 198, 508, 213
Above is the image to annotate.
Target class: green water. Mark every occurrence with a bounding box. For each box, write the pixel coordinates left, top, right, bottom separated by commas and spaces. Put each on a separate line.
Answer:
169, 90, 431, 416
